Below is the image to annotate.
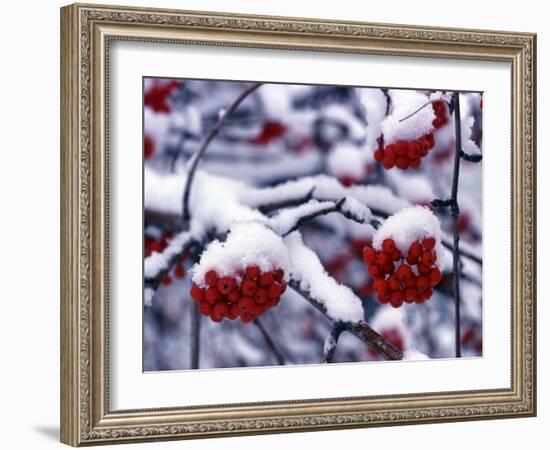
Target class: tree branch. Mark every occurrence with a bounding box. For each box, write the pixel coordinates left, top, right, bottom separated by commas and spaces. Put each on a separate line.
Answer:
323, 325, 343, 363
289, 280, 403, 361
253, 317, 286, 365
450, 92, 464, 358
190, 300, 201, 369
281, 198, 380, 237
181, 82, 263, 221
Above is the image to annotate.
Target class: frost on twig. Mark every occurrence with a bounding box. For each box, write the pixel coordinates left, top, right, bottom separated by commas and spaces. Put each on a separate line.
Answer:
285, 232, 403, 360
323, 325, 343, 363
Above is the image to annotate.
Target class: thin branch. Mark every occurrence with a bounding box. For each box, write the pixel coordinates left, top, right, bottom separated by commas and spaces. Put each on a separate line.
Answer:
253, 317, 286, 365
450, 91, 463, 358
181, 82, 263, 221
190, 301, 201, 369
460, 150, 483, 162
282, 198, 380, 237
258, 187, 316, 215
289, 281, 403, 360
398, 98, 449, 123
323, 325, 343, 363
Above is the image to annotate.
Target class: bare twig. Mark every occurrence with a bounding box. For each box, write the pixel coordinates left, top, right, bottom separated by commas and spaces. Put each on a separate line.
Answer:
190, 301, 201, 369
253, 317, 286, 365
181, 82, 263, 221
323, 325, 343, 363
259, 187, 316, 215
398, 98, 449, 123
289, 281, 403, 360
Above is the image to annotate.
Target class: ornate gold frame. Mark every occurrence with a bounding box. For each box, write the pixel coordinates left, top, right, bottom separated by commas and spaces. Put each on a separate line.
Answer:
60, 3, 536, 446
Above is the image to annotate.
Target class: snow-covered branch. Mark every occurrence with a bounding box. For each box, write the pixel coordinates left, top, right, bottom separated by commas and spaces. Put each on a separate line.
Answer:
323, 325, 343, 363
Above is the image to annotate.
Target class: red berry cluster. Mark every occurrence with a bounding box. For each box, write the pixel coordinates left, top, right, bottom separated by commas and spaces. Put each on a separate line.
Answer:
431, 99, 449, 129
373, 133, 435, 170
252, 121, 288, 145
362, 237, 442, 308
190, 266, 287, 323
144, 80, 180, 113
145, 232, 186, 286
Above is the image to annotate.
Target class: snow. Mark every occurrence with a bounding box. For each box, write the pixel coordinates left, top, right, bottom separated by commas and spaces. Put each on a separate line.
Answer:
403, 349, 430, 360
191, 222, 290, 286
386, 171, 435, 205
372, 205, 445, 270
357, 88, 387, 149
381, 90, 435, 144
323, 104, 365, 141
144, 230, 193, 279
269, 200, 337, 235
326, 143, 366, 179
285, 232, 364, 323
144, 287, 154, 307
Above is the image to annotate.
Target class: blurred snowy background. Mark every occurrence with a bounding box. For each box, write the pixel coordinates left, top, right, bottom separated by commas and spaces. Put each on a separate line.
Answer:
143, 78, 483, 371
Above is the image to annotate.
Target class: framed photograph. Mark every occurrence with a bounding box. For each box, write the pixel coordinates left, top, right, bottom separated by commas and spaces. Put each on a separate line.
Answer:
60, 3, 536, 446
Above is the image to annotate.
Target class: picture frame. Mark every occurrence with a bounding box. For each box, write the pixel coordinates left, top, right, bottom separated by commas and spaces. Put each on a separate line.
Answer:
60, 2, 536, 446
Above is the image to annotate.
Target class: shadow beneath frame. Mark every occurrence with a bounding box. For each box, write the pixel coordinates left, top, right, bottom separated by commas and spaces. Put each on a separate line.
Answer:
33, 425, 59, 442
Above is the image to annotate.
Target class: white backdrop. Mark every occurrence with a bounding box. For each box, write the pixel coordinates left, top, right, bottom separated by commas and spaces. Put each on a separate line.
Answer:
0, 0, 546, 449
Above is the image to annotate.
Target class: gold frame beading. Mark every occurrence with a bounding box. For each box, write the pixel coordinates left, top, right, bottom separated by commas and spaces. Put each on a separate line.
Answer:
60, 3, 536, 446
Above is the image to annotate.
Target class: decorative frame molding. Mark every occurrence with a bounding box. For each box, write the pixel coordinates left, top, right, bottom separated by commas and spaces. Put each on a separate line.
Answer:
60, 3, 536, 446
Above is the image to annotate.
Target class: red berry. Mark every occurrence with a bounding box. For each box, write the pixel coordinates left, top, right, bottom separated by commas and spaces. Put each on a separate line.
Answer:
240, 311, 255, 323
390, 248, 402, 261
253, 303, 266, 315
373, 278, 388, 294
190, 284, 205, 302
406, 253, 419, 265
280, 280, 287, 294
395, 141, 408, 156
376, 252, 389, 266
238, 296, 255, 313
174, 263, 185, 279
254, 288, 268, 304
421, 251, 436, 266
385, 145, 396, 158
396, 156, 410, 170
382, 154, 395, 169
417, 262, 431, 275
241, 279, 258, 296
199, 301, 213, 316
429, 267, 442, 286
217, 276, 236, 295
422, 237, 436, 250
408, 242, 423, 258
273, 268, 284, 282
213, 303, 229, 321
433, 116, 446, 128
162, 275, 172, 286
432, 100, 446, 115
374, 148, 384, 162
415, 275, 430, 292
268, 282, 282, 299
425, 133, 435, 148
382, 238, 396, 254
228, 303, 240, 320
414, 294, 425, 304
405, 287, 416, 302
387, 275, 400, 291
228, 288, 241, 303
368, 264, 381, 277
382, 260, 395, 274
421, 287, 433, 300
259, 272, 273, 287
205, 286, 222, 304
407, 142, 420, 159
245, 266, 261, 279
404, 275, 416, 288
409, 158, 421, 169
204, 270, 219, 287
390, 290, 404, 307
378, 291, 390, 304
396, 264, 413, 280
362, 246, 377, 264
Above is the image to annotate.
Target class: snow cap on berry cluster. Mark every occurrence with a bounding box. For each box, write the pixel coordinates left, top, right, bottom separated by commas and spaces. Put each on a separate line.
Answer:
380, 90, 435, 145
326, 143, 366, 180
372, 205, 445, 270
191, 222, 289, 287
